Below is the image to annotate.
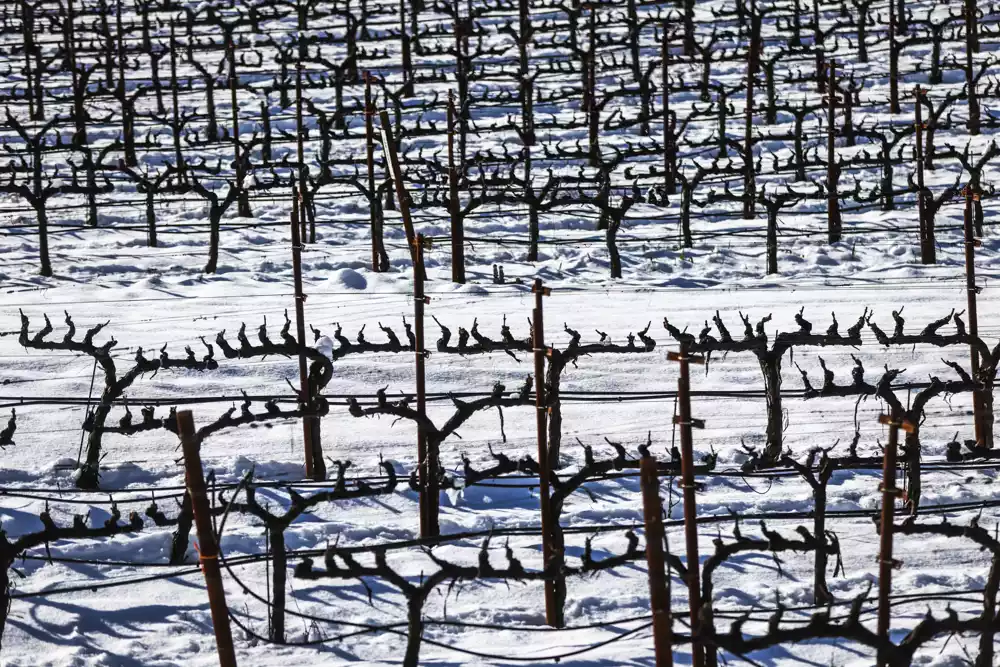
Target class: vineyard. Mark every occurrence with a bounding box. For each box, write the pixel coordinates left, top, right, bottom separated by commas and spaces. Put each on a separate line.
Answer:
2, 0, 1000, 664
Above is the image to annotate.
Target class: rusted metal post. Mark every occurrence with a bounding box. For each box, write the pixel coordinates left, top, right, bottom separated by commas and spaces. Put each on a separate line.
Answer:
414, 234, 436, 536
447, 92, 465, 284
641, 456, 674, 667
177, 410, 238, 667
532, 279, 562, 628
876, 412, 905, 667
668, 341, 704, 667
291, 182, 325, 481
964, 186, 986, 447
914, 87, 934, 264
826, 60, 841, 243
365, 73, 388, 272
379, 110, 423, 277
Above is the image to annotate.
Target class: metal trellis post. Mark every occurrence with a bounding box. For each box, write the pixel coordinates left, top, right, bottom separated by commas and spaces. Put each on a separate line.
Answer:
641, 455, 674, 667
532, 278, 562, 627
668, 341, 705, 667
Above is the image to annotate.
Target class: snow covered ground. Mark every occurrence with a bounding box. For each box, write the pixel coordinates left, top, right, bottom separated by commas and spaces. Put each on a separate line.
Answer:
3, 0, 1000, 665
3, 235, 999, 666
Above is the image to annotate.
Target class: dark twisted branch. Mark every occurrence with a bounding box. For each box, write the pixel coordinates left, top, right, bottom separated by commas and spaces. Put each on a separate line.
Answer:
0, 411, 14, 448
295, 530, 647, 666
18, 311, 216, 489
0, 504, 145, 648
222, 461, 397, 643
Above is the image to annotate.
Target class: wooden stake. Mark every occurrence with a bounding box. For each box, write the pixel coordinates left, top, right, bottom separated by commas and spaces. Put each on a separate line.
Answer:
641, 456, 674, 667
177, 410, 238, 667
291, 183, 325, 480
379, 110, 423, 277
876, 412, 903, 667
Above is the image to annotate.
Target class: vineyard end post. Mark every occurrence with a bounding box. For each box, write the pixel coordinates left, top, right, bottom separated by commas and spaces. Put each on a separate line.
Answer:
178, 410, 238, 667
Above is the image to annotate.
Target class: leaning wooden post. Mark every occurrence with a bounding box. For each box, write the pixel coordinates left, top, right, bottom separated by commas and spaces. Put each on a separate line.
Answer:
291, 181, 325, 481
414, 234, 436, 536
379, 109, 423, 277
532, 279, 562, 628
447, 92, 465, 283
964, 185, 987, 447
876, 412, 908, 667
668, 341, 705, 667
641, 455, 674, 667
177, 410, 238, 667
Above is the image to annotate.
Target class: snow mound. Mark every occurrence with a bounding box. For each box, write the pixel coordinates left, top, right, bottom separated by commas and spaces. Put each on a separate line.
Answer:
331, 268, 367, 290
